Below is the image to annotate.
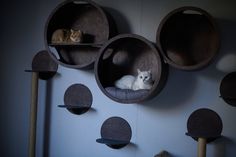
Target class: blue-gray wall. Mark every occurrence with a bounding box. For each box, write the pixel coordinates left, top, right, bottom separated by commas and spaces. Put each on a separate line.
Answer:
1, 0, 236, 157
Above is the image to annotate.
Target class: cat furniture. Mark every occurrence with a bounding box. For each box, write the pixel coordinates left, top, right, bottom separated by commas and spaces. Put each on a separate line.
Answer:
156, 6, 220, 70
95, 34, 168, 104
96, 117, 132, 149
25, 50, 58, 157
25, 50, 58, 80
58, 83, 93, 115
186, 108, 223, 157
44, 0, 116, 69
220, 72, 236, 107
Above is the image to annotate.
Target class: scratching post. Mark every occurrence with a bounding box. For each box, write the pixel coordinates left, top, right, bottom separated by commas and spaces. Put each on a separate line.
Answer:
29, 72, 39, 157
25, 50, 58, 157
198, 137, 207, 157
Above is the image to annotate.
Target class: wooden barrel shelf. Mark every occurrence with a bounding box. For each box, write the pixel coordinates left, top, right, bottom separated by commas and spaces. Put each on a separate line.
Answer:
156, 6, 220, 70
44, 0, 116, 69
95, 34, 168, 104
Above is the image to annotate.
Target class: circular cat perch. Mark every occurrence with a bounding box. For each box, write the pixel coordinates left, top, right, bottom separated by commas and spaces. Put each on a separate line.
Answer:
186, 108, 223, 157
44, 0, 116, 69
30, 50, 58, 80
95, 34, 168, 104
58, 83, 93, 115
220, 72, 236, 107
96, 116, 132, 149
156, 6, 220, 70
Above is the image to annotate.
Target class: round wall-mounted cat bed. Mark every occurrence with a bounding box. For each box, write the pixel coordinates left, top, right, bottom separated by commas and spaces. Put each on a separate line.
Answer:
25, 50, 58, 80
58, 83, 93, 115
156, 6, 220, 70
96, 116, 132, 149
44, 0, 116, 69
95, 34, 168, 104
220, 72, 236, 107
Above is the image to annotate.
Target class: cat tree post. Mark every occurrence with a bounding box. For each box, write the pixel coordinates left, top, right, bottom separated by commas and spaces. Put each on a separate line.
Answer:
198, 137, 207, 157
26, 50, 58, 157
29, 72, 39, 157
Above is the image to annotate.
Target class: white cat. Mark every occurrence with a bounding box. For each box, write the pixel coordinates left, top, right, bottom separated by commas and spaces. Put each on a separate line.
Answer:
114, 69, 153, 90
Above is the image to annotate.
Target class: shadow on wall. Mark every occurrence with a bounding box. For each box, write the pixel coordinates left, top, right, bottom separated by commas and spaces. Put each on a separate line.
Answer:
126, 142, 139, 151
42, 73, 99, 157
154, 150, 181, 157
143, 68, 197, 110
42, 72, 61, 157
43, 79, 53, 157
199, 19, 236, 79
213, 136, 235, 157
104, 7, 132, 34
143, 19, 236, 110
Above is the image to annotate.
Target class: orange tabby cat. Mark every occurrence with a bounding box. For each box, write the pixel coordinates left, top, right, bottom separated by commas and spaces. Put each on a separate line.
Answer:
51, 29, 83, 43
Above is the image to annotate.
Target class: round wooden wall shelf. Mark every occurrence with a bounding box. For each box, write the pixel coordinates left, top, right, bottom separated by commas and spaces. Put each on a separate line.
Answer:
186, 108, 222, 157
186, 108, 223, 143
96, 117, 132, 149
220, 72, 236, 107
44, 0, 116, 69
95, 34, 168, 104
156, 6, 220, 70
25, 50, 58, 80
58, 83, 93, 115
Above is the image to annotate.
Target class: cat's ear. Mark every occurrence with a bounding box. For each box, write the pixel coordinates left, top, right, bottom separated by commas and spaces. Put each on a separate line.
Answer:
70, 29, 74, 33
137, 69, 141, 74
148, 70, 151, 74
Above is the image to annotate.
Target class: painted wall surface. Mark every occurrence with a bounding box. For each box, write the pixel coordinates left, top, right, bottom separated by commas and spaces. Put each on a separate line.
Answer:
0, 0, 236, 157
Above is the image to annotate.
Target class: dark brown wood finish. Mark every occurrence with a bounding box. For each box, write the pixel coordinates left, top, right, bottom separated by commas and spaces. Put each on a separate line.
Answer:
44, 0, 116, 69
157, 6, 220, 70
95, 34, 168, 104
96, 117, 132, 149
220, 72, 236, 107
186, 108, 223, 142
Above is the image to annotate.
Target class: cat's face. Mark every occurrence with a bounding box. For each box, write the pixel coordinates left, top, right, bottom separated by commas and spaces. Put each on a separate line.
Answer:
70, 29, 83, 42
137, 69, 152, 83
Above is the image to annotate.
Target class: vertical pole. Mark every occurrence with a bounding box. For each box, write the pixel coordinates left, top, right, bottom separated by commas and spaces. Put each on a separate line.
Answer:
198, 137, 207, 157
29, 72, 39, 157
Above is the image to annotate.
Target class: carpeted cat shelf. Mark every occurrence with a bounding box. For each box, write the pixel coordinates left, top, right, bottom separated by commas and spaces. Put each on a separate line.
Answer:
186, 108, 223, 157
96, 116, 132, 149
44, 0, 116, 69
220, 72, 236, 107
95, 34, 168, 104
58, 83, 93, 115
156, 6, 220, 70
